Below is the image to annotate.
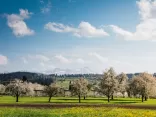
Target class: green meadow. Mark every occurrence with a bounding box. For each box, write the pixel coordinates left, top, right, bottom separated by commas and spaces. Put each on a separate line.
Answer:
0, 96, 156, 105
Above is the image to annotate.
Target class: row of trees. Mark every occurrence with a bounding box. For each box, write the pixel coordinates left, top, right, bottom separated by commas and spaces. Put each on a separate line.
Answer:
1, 67, 156, 103
98, 68, 156, 102
69, 68, 156, 103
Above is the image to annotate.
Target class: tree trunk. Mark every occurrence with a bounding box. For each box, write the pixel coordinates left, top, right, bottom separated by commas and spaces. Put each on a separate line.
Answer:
16, 94, 19, 102
108, 96, 110, 102
84, 96, 86, 100
49, 96, 52, 102
79, 95, 81, 103
145, 96, 148, 101
127, 91, 131, 98
122, 93, 125, 98
94, 91, 96, 98
142, 95, 144, 102
111, 95, 114, 100
64, 90, 65, 97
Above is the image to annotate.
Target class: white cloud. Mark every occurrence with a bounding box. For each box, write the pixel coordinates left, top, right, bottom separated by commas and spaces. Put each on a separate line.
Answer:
21, 57, 28, 64
112, 60, 133, 67
76, 58, 85, 64
28, 54, 50, 62
55, 55, 71, 63
89, 52, 108, 63
25, 54, 85, 65
0, 55, 8, 65
137, 0, 156, 20
19, 9, 33, 19
40, 0, 52, 13
39, 62, 55, 69
0, 51, 137, 74
44, 21, 109, 38
7, 9, 34, 37
39, 62, 45, 67
88, 52, 134, 73
110, 25, 133, 38
19, 54, 55, 74
110, 0, 156, 41
31, 62, 55, 74
45, 22, 76, 33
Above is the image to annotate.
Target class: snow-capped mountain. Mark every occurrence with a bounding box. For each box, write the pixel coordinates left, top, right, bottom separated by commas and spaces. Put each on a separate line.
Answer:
47, 67, 93, 75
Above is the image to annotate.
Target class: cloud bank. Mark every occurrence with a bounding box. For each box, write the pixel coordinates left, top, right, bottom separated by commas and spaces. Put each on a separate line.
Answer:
7, 9, 35, 37
110, 0, 156, 41
45, 21, 109, 38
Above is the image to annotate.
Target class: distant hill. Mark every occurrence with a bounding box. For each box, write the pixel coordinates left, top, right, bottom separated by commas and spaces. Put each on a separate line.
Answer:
126, 73, 140, 79
0, 72, 54, 85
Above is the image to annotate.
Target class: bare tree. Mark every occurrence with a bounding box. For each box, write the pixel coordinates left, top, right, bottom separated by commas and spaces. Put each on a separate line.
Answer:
99, 67, 117, 102
44, 83, 60, 102
70, 78, 88, 103
5, 79, 30, 102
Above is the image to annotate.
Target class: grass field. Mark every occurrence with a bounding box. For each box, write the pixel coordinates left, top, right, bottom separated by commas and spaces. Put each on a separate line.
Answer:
0, 96, 156, 116
0, 107, 156, 117
0, 96, 156, 105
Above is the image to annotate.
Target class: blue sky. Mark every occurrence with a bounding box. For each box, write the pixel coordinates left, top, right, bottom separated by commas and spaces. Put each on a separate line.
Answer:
0, 0, 156, 74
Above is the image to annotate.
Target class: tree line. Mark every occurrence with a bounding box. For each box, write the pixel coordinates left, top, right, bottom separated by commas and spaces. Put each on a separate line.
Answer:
0, 71, 149, 85
0, 72, 54, 85
0, 67, 156, 103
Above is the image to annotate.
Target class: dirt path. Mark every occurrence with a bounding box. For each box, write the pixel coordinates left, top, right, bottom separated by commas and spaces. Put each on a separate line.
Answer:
0, 104, 156, 110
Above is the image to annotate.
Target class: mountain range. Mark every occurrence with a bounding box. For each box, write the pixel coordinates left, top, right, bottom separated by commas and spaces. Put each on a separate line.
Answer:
48, 67, 94, 75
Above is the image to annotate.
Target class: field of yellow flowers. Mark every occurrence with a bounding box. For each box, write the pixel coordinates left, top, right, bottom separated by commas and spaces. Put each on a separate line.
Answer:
0, 107, 156, 117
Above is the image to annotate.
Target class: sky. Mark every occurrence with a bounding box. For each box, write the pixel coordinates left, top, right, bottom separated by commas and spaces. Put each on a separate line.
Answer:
1, 0, 156, 74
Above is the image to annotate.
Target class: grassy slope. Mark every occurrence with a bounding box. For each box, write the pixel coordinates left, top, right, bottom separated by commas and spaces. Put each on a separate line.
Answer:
0, 96, 156, 105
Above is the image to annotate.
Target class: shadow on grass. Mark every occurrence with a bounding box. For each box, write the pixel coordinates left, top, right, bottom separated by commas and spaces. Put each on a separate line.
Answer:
7, 100, 142, 104
113, 101, 140, 104
33, 101, 80, 104
31, 101, 141, 104
55, 98, 141, 102
39, 101, 141, 104
107, 98, 140, 101
11, 97, 143, 104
